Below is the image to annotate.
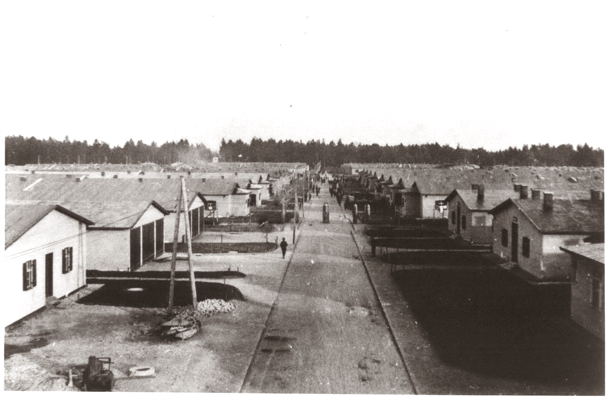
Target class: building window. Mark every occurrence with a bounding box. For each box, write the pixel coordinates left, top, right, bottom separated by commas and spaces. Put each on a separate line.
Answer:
501, 229, 508, 247
206, 201, 217, 211
461, 215, 467, 230
522, 237, 530, 258
62, 247, 73, 273
451, 211, 456, 225
474, 216, 486, 226
23, 260, 37, 290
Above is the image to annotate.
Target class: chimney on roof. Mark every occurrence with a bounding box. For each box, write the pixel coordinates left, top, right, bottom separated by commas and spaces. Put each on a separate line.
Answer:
520, 185, 529, 199
201, 178, 206, 183
531, 189, 541, 200
477, 184, 485, 201
75, 177, 82, 182
167, 175, 171, 179
543, 192, 554, 212
138, 177, 143, 182
31, 170, 36, 174
591, 189, 604, 202
113, 174, 118, 179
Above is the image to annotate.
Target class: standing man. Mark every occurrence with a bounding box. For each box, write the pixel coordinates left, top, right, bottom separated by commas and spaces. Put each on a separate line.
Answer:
280, 237, 288, 259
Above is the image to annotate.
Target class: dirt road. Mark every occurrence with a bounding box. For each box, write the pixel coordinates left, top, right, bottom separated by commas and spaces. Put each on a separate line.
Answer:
241, 186, 414, 394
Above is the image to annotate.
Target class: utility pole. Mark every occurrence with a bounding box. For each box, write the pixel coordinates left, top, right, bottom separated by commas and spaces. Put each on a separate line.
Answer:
167, 186, 183, 312
181, 178, 198, 309
292, 171, 297, 244
302, 173, 306, 221
281, 198, 286, 225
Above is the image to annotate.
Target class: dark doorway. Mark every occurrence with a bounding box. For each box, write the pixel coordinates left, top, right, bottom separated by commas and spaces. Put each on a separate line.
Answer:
249, 194, 257, 207
192, 208, 199, 237
155, 219, 164, 257
142, 222, 154, 263
130, 228, 141, 271
456, 204, 461, 235
198, 207, 204, 233
511, 222, 519, 263
45, 253, 53, 298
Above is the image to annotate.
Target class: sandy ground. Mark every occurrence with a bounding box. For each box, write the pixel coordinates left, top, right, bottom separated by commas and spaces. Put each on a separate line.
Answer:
241, 189, 414, 394
351, 224, 604, 395
5, 183, 603, 394
4, 229, 299, 392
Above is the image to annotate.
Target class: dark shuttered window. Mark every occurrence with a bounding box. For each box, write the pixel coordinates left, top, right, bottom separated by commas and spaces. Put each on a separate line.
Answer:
501, 229, 509, 247
522, 237, 530, 258
62, 247, 73, 273
23, 260, 37, 290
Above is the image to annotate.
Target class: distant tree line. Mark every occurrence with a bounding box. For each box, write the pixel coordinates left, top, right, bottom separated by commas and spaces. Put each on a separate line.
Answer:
220, 138, 603, 167
4, 135, 603, 167
5, 136, 214, 165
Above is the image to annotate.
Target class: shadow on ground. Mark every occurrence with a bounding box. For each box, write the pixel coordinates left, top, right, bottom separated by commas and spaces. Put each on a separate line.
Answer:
77, 280, 245, 308
393, 269, 604, 395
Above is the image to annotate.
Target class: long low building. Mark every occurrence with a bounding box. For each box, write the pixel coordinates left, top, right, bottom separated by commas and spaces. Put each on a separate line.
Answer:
5, 204, 92, 326
357, 166, 604, 219
561, 243, 604, 340
7, 175, 172, 271
190, 178, 250, 218
490, 190, 604, 281
445, 186, 518, 244
80, 201, 169, 271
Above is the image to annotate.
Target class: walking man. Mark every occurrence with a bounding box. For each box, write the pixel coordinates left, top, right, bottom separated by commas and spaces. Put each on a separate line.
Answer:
280, 237, 288, 259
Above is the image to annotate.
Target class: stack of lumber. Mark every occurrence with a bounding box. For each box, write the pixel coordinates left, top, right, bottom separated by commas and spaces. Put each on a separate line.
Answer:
160, 300, 236, 340
160, 310, 200, 340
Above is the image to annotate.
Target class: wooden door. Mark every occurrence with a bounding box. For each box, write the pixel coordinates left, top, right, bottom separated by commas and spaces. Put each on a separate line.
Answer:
130, 228, 141, 271
511, 222, 519, 263
155, 219, 164, 257
45, 253, 53, 297
142, 222, 155, 262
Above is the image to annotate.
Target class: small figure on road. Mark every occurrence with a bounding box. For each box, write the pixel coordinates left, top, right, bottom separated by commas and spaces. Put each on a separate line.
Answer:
280, 237, 288, 259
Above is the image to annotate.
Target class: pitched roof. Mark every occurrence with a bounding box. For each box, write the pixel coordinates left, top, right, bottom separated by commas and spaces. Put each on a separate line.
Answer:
560, 243, 604, 265
189, 178, 239, 196
5, 203, 93, 248
5, 175, 192, 228
446, 189, 519, 211
490, 198, 604, 234
360, 165, 603, 195
5, 175, 194, 211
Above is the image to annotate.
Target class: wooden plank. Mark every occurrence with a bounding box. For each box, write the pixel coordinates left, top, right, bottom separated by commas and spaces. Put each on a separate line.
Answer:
167, 186, 182, 312
181, 177, 198, 309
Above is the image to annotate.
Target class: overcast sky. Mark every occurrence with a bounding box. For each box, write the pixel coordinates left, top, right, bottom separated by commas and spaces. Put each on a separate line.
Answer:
1, 0, 608, 151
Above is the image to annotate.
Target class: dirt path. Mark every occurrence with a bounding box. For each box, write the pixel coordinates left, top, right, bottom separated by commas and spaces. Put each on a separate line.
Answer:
351, 224, 604, 395
241, 185, 414, 394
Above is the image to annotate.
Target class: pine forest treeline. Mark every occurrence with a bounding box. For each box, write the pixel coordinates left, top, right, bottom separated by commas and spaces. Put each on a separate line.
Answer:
4, 135, 604, 167
5, 136, 214, 165
219, 138, 603, 167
